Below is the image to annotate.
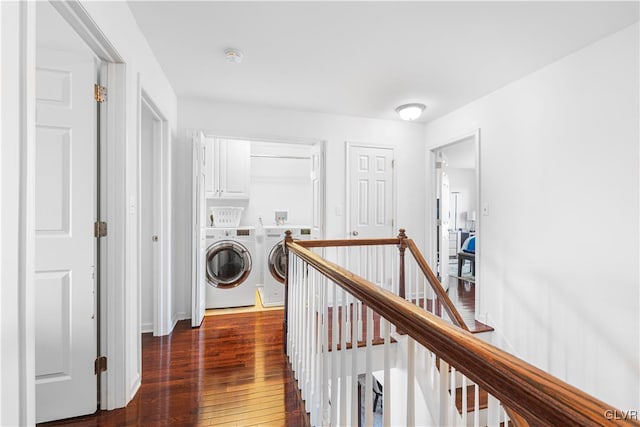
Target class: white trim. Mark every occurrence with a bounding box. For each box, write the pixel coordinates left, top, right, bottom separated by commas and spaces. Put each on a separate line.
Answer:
344, 141, 397, 238
425, 128, 482, 318
101, 61, 128, 410
19, 2, 37, 425
138, 86, 172, 337
49, 1, 122, 63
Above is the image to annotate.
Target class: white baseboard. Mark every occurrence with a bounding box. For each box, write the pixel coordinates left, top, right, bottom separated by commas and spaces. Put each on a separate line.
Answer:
128, 373, 141, 403
141, 322, 153, 334
171, 312, 189, 331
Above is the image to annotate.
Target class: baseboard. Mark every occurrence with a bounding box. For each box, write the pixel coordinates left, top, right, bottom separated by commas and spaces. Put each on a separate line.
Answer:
485, 313, 517, 355
141, 322, 153, 334
172, 312, 189, 330
128, 373, 141, 403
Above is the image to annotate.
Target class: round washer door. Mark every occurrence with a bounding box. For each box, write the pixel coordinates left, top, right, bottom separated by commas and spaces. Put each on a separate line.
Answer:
268, 240, 286, 284
206, 240, 252, 288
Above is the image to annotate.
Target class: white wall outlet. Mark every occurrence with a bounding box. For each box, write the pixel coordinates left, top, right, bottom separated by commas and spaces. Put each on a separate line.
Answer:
482, 203, 489, 216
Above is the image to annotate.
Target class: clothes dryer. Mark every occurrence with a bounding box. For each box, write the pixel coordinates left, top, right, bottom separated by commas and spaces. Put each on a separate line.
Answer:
260, 225, 313, 307
205, 227, 257, 308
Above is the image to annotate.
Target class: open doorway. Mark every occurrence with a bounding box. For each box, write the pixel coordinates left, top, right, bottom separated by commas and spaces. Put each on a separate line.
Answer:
431, 131, 480, 310
138, 94, 171, 337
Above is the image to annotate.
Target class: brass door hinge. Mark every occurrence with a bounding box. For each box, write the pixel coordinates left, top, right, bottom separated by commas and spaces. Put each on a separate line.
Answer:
94, 84, 107, 103
95, 356, 107, 374
94, 221, 107, 238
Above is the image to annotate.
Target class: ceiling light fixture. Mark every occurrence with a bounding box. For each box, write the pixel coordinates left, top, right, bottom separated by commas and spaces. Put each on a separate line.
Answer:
395, 103, 426, 121
224, 48, 244, 64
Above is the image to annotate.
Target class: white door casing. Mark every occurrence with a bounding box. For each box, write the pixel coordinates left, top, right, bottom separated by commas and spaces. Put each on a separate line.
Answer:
440, 170, 451, 290
191, 131, 206, 327
347, 144, 394, 239
34, 49, 97, 422
310, 142, 324, 238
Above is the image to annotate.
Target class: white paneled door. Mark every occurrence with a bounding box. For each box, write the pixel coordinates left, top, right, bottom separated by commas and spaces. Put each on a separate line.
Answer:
191, 131, 207, 327
348, 145, 394, 238
35, 50, 97, 422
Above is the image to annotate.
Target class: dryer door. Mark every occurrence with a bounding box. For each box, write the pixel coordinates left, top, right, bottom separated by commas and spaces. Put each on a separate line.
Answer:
206, 240, 252, 288
268, 240, 287, 284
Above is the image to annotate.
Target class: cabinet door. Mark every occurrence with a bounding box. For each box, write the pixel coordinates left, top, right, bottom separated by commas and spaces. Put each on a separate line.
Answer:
219, 139, 250, 199
204, 136, 216, 197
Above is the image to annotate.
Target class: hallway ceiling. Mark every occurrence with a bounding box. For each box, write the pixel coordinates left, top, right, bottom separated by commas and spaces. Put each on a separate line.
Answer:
127, 1, 638, 122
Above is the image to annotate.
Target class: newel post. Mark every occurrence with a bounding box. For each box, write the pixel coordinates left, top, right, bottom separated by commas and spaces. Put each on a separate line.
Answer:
283, 230, 293, 353
397, 228, 408, 299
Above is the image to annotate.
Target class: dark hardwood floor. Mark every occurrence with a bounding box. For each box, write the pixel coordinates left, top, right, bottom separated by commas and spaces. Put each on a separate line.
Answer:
41, 310, 309, 427
446, 277, 493, 333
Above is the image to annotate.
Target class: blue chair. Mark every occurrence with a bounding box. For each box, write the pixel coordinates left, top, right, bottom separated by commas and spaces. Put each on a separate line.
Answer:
457, 236, 475, 277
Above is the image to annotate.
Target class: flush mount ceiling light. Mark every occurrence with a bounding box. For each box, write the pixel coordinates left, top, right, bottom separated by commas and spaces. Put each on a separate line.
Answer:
224, 48, 244, 64
395, 103, 426, 121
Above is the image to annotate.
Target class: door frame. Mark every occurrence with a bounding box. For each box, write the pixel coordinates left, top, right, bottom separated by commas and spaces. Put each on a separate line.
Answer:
345, 141, 397, 238
7, 0, 131, 420
137, 87, 172, 336
425, 129, 482, 320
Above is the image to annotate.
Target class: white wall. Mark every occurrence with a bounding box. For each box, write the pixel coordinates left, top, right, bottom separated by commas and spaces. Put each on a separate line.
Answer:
445, 168, 476, 230
424, 23, 639, 410
246, 141, 313, 227
176, 99, 426, 316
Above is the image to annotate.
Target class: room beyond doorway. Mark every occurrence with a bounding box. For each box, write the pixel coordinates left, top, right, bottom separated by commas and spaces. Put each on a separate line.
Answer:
431, 131, 480, 312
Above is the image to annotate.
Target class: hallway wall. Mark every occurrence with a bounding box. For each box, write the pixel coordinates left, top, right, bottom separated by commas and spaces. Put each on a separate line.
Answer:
424, 23, 639, 410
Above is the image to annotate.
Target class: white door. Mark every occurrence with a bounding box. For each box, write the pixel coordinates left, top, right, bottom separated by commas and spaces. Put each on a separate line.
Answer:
348, 145, 394, 238
440, 170, 451, 289
310, 142, 323, 238
191, 132, 207, 327
35, 50, 97, 422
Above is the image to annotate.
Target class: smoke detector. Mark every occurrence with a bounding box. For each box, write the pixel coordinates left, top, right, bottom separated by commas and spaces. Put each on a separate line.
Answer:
224, 48, 244, 64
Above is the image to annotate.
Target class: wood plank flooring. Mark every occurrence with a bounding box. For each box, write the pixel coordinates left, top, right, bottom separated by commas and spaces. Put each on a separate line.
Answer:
40, 310, 308, 427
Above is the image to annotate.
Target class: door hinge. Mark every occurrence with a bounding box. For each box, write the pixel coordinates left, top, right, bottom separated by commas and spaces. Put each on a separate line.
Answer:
94, 221, 107, 238
95, 356, 107, 374
94, 84, 107, 103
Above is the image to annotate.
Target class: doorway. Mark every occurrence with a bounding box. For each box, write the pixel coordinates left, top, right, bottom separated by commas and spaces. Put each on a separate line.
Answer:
430, 131, 480, 310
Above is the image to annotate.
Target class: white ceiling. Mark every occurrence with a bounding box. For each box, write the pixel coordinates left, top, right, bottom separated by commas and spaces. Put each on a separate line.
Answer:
127, 1, 638, 122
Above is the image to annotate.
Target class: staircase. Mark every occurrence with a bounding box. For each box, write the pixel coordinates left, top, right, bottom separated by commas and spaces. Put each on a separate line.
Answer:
283, 229, 639, 427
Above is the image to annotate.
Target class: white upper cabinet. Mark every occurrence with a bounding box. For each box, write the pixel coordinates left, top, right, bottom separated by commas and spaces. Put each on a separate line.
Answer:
204, 137, 250, 199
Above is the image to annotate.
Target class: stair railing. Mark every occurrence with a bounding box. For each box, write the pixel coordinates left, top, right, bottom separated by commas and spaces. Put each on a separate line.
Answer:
284, 230, 638, 427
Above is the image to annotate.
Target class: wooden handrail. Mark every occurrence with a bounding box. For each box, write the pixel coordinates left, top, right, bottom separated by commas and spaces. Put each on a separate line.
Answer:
405, 239, 469, 331
286, 241, 639, 427
295, 237, 400, 248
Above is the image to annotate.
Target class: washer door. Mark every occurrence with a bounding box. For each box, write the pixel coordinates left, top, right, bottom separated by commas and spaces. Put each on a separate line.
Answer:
206, 240, 252, 288
268, 240, 287, 284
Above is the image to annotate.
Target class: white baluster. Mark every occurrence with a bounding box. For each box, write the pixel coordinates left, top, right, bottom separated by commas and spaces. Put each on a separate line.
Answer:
383, 317, 391, 427
322, 275, 330, 425
473, 383, 480, 427
407, 337, 416, 426
350, 296, 359, 426
450, 366, 457, 425
462, 375, 468, 427
439, 358, 449, 427
339, 287, 348, 426
364, 305, 374, 427
330, 280, 339, 425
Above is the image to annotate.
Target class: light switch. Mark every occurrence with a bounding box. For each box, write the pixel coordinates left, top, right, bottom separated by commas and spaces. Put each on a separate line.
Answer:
481, 203, 489, 216
335, 205, 343, 216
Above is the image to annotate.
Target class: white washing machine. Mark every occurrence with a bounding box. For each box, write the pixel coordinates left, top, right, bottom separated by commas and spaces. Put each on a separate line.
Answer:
259, 225, 313, 307
205, 227, 257, 308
